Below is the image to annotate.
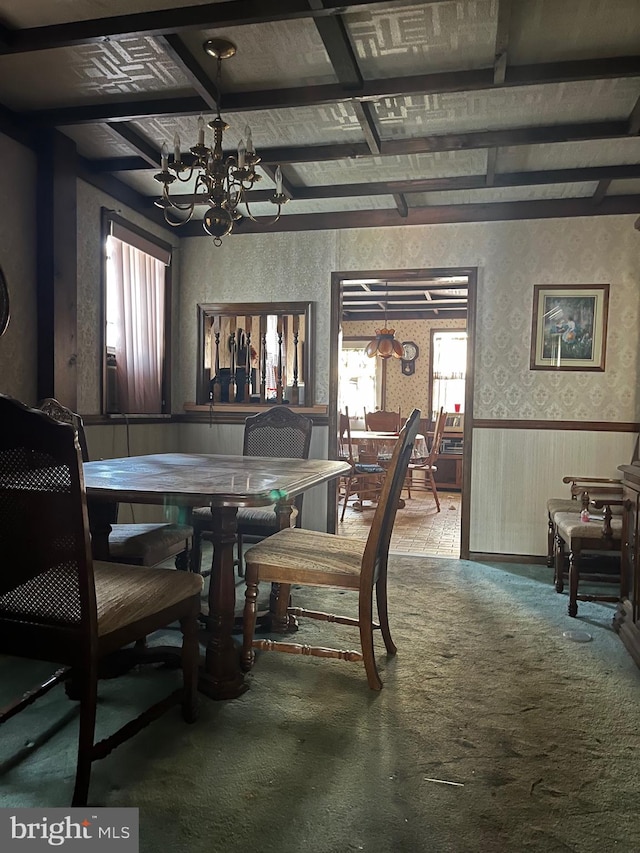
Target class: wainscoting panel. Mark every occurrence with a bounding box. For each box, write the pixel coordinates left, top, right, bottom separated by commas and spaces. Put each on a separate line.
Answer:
470, 427, 637, 556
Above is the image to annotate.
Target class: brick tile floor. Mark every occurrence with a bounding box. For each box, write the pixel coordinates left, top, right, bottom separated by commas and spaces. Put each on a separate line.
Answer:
337, 488, 461, 557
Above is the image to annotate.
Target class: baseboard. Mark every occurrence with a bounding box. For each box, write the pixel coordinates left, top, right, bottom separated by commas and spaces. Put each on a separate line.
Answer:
468, 552, 547, 565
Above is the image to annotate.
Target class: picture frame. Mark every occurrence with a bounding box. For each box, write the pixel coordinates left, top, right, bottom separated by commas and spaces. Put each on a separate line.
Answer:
530, 284, 609, 371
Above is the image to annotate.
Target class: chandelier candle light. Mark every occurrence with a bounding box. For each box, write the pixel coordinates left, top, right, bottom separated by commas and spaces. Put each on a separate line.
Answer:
154, 38, 288, 245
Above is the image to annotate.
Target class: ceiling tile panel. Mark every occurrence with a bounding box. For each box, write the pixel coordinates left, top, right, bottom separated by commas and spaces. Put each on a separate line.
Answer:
134, 102, 363, 151
497, 138, 640, 171
508, 0, 640, 63
608, 178, 640, 195
345, 1, 497, 77
413, 182, 597, 206
0, 0, 224, 28
181, 21, 337, 90
288, 150, 488, 186
375, 78, 640, 139
0, 38, 193, 109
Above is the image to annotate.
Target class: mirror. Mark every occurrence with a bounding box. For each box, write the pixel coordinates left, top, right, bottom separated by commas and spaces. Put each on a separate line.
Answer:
197, 301, 314, 406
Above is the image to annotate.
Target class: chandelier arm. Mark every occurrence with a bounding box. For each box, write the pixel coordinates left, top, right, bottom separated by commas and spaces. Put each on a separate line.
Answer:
163, 205, 196, 226
242, 197, 283, 225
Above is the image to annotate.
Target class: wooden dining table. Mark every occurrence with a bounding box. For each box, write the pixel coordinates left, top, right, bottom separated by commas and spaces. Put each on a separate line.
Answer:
349, 430, 428, 460
83, 452, 350, 700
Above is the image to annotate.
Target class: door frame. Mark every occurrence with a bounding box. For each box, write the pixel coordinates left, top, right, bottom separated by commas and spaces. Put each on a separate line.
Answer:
327, 266, 477, 560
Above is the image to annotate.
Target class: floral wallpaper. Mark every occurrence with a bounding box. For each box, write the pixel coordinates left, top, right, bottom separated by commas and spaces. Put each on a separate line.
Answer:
179, 215, 640, 421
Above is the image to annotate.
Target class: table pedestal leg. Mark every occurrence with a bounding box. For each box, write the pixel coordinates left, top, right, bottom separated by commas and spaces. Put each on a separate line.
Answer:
199, 506, 248, 699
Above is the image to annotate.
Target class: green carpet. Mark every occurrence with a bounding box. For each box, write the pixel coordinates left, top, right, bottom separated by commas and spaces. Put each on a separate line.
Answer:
1, 556, 638, 853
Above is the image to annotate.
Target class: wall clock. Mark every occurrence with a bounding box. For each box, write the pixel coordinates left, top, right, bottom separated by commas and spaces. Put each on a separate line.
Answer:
0, 266, 9, 337
401, 340, 419, 375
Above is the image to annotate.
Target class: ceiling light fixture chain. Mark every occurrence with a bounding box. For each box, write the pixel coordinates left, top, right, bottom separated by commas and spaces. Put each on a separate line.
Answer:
153, 38, 288, 246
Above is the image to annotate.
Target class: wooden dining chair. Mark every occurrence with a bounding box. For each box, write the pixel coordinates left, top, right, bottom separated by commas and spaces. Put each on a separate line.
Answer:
554, 498, 625, 616
364, 407, 402, 433
545, 474, 623, 574
241, 408, 421, 690
191, 406, 313, 575
37, 398, 193, 568
338, 407, 387, 521
0, 394, 203, 805
406, 407, 446, 511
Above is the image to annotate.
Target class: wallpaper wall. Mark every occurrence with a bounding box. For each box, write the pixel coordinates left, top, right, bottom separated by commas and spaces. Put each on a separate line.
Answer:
343, 317, 467, 419
179, 216, 640, 421
0, 134, 37, 404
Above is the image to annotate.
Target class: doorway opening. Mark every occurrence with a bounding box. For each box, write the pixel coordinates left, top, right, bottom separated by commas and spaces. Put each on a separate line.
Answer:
328, 267, 477, 559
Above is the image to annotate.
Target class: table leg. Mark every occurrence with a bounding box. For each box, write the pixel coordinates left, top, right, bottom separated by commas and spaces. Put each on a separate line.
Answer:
199, 505, 248, 699
87, 500, 117, 560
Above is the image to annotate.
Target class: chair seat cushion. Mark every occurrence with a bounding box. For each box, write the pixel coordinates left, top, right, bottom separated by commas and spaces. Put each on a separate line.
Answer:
547, 498, 581, 516
354, 463, 385, 474
244, 527, 365, 588
94, 561, 203, 637
554, 512, 623, 542
237, 505, 299, 537
107, 523, 193, 567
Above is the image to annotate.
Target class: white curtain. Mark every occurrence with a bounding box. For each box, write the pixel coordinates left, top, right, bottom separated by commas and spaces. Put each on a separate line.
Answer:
108, 236, 166, 413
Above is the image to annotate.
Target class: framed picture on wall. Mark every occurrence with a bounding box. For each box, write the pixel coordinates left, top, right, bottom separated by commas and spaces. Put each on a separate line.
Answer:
530, 284, 609, 371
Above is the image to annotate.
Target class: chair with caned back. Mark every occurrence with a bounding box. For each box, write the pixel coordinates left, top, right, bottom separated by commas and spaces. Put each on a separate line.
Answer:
241, 408, 421, 690
37, 398, 193, 568
0, 393, 203, 805
405, 407, 446, 511
191, 406, 313, 575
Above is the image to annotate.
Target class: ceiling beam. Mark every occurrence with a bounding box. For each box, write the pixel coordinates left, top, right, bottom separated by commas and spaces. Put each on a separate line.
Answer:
392, 193, 408, 218
485, 148, 498, 187
159, 34, 220, 111
107, 122, 161, 168
256, 121, 630, 164
592, 179, 611, 205
138, 163, 640, 204
89, 121, 627, 171
628, 94, 640, 135
493, 0, 512, 85
75, 157, 171, 231
0, 0, 416, 53
309, 1, 362, 89
177, 194, 640, 236
22, 56, 640, 125
309, 1, 386, 155
352, 101, 382, 154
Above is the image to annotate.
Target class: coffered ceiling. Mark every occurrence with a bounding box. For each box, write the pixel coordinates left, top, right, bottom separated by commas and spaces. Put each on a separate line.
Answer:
0, 0, 639, 242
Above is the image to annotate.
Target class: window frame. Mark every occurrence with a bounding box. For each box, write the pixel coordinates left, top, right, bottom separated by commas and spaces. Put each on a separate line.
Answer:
101, 209, 173, 415
428, 328, 468, 423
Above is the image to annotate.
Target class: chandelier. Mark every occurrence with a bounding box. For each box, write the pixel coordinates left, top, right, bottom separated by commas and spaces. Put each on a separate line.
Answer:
365, 285, 403, 359
153, 38, 288, 246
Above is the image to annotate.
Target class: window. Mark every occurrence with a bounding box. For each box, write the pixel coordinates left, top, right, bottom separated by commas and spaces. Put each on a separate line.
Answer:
338, 343, 380, 420
430, 330, 467, 420
103, 212, 171, 414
